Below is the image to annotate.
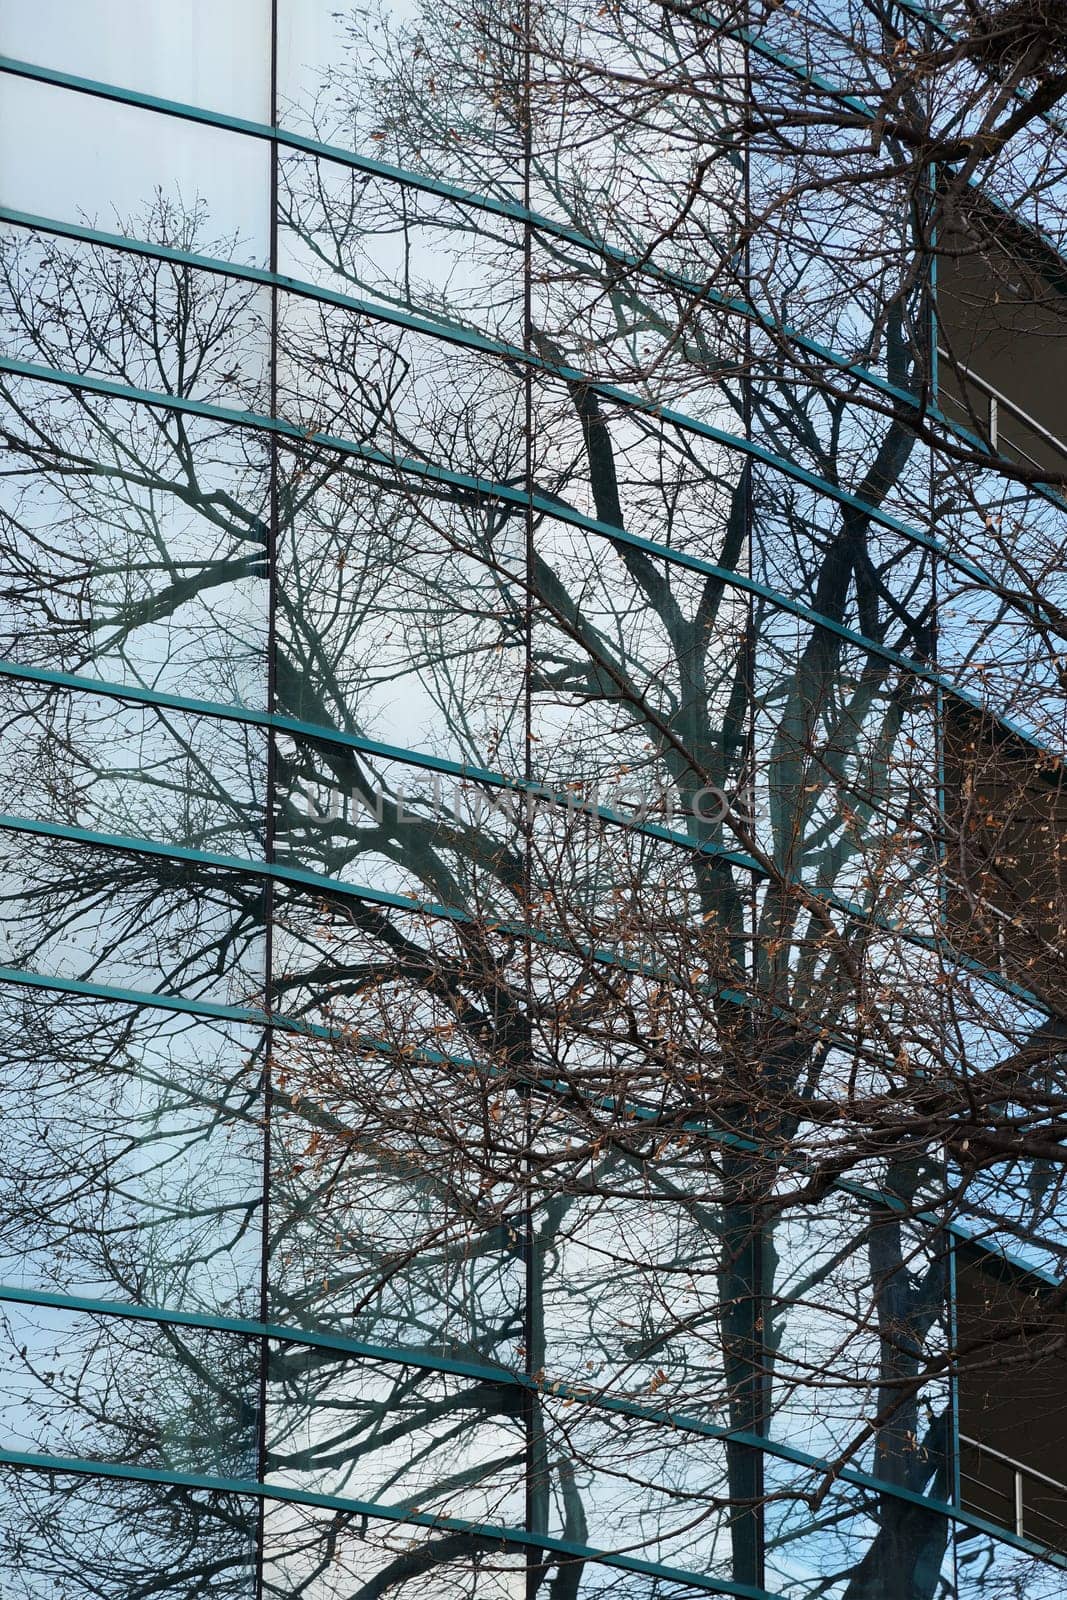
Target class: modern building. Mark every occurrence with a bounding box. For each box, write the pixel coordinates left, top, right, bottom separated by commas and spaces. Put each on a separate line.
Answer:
0, 2, 1064, 1597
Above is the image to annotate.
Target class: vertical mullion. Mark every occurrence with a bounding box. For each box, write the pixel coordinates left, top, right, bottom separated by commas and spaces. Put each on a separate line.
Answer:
742, 5, 766, 1585
520, 1, 549, 1591
253, 0, 281, 1593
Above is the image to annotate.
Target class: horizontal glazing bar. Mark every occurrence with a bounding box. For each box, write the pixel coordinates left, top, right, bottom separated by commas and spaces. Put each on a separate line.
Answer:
0, 54, 557, 226
0, 964, 751, 1165
0, 963, 490, 1072
0, 1282, 516, 1387
2, 951, 1060, 1293
0, 53, 893, 384
0, 959, 877, 1180
2, 351, 1060, 774
1, 202, 1031, 615
0, 955, 864, 1178
0, 653, 762, 872
0, 1446, 779, 1598
0, 961, 1055, 1284
732, 0, 1060, 145
6, 36, 1064, 431
9, 38, 1066, 523
0, 962, 765, 1163
0, 811, 767, 1019
0, 1284, 939, 1516
0, 653, 970, 962
0, 655, 1047, 1011
0, 959, 275, 1028
0, 797, 1051, 1030
0, 36, 872, 226
729, 13, 873, 117
0, 1409, 1060, 1572
0, 1279, 922, 1532
0, 808, 465, 923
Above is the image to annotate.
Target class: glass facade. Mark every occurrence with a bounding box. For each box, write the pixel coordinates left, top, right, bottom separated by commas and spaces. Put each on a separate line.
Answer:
0, 3, 1065, 1598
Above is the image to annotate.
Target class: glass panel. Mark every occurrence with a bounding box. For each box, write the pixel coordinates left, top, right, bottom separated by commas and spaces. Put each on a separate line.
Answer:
537, 1150, 730, 1423
0, 376, 270, 708
538, 1398, 735, 1580
265, 928, 524, 1360
768, 1189, 952, 1481
273, 450, 527, 771
955, 1527, 1067, 1600
956, 1156, 1067, 1281
261, 1496, 724, 1599
278, 0, 743, 259
273, 731, 724, 948
274, 295, 524, 484
560, 1577, 718, 1599
266, 1347, 525, 1516
262, 1496, 530, 1599
277, 0, 527, 203
0, 77, 269, 264
0, 1, 272, 121
0, 224, 271, 407
527, 233, 745, 422
751, 484, 936, 895
0, 834, 266, 1006
277, 152, 525, 347
529, 510, 751, 829
275, 733, 531, 921
0, 679, 265, 857
764, 1461, 957, 1600
0, 1463, 258, 1600
0, 984, 264, 1317
936, 469, 1067, 743
0, 1301, 260, 1478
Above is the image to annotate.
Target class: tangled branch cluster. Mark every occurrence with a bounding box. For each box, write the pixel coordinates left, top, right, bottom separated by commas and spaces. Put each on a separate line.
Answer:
964, 0, 1067, 70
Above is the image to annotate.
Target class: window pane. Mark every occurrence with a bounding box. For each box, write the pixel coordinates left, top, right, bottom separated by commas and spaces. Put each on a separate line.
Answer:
0, 986, 264, 1318
0, 1302, 260, 1477
0, 1463, 258, 1600
0, 376, 270, 708
0, 1, 271, 121
0, 76, 268, 264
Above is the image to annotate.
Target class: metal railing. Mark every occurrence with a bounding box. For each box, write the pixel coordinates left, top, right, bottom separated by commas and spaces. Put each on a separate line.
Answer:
937, 348, 1067, 473
959, 1434, 1067, 1552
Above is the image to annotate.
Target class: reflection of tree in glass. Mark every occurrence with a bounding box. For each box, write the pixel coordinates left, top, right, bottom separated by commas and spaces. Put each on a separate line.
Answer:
1, 1, 1067, 1597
